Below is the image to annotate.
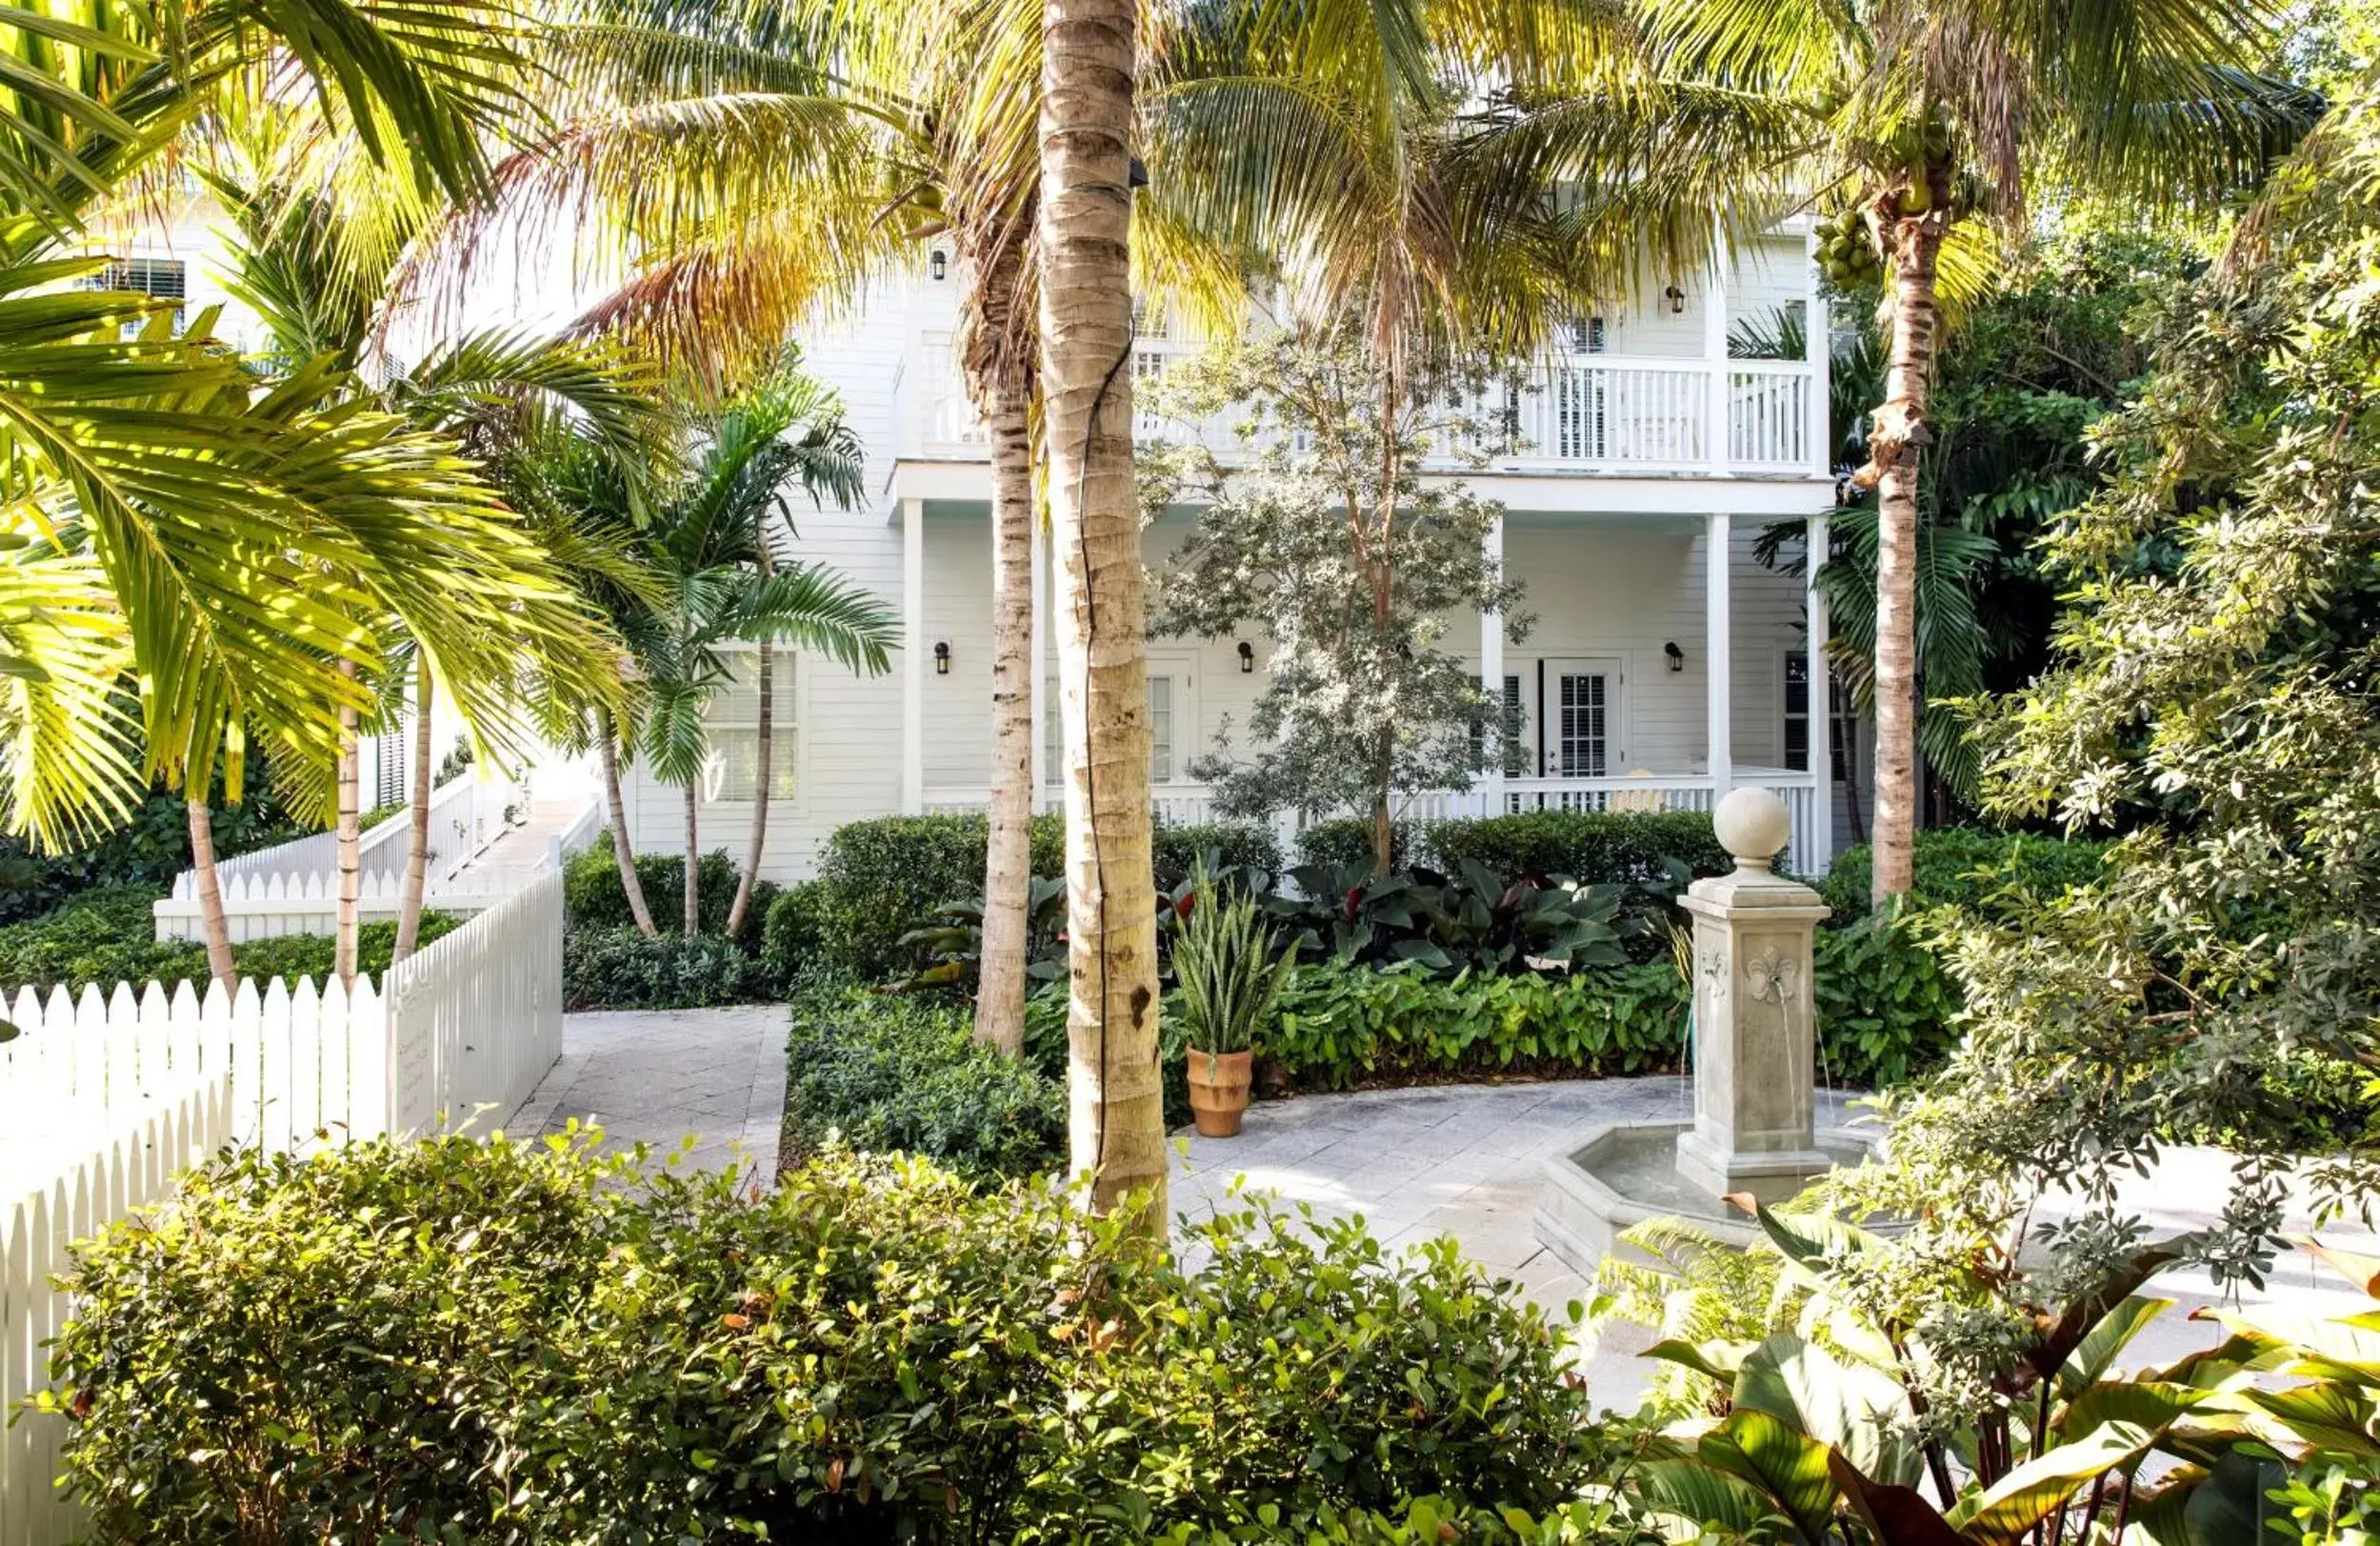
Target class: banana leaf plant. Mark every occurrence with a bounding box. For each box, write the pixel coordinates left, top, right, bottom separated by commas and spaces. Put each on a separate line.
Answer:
896, 875, 1068, 991
1276, 859, 1631, 976
1612, 1202, 2380, 1544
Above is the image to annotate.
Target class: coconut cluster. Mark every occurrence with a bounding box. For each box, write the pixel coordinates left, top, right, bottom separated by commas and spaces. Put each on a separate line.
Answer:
1815, 205, 1883, 290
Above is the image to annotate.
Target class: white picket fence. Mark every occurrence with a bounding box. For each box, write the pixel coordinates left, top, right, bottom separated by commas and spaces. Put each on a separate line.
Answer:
1, 1075, 237, 1546
2, 869, 564, 1153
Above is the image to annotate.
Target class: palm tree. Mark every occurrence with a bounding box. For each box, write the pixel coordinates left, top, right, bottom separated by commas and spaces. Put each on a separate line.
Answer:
1040, 0, 1168, 1225
0, 0, 552, 977
208, 130, 653, 979
632, 383, 893, 935
1612, 0, 2315, 905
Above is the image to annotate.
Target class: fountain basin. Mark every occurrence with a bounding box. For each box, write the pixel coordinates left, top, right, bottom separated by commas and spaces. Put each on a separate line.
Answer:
1532, 1119, 1884, 1275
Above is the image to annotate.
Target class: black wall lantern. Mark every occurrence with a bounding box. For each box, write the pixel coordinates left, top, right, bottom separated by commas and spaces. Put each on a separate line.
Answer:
1664, 284, 1687, 314
1664, 641, 1685, 673
1237, 640, 1255, 673
929, 250, 949, 282
933, 641, 950, 674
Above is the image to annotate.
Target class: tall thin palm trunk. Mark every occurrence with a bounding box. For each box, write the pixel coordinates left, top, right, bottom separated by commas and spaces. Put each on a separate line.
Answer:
1041, 0, 1165, 1225
976, 369, 1036, 1055
186, 792, 238, 988
1865, 197, 1947, 908
597, 710, 659, 936
392, 656, 434, 963
683, 780, 701, 935
334, 663, 361, 987
727, 550, 776, 940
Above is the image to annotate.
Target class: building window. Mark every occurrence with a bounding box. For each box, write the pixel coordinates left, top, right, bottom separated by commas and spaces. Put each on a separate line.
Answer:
1784, 654, 1851, 780
1470, 674, 1527, 775
1553, 670, 1610, 777
703, 652, 798, 802
1564, 314, 1607, 354
86, 257, 187, 331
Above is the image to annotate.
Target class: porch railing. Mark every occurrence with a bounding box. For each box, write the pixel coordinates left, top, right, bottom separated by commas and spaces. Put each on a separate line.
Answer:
926, 770, 1825, 876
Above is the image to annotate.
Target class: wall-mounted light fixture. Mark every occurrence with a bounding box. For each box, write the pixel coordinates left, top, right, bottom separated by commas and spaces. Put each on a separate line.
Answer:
929, 250, 949, 282
1664, 285, 1687, 314
933, 641, 951, 674
1664, 641, 1686, 673
1237, 640, 1255, 674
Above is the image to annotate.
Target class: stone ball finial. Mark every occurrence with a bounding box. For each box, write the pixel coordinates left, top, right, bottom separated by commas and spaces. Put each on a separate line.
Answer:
1713, 787, 1791, 871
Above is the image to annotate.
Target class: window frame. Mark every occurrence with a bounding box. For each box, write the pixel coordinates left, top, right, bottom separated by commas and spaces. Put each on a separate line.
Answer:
698, 647, 805, 811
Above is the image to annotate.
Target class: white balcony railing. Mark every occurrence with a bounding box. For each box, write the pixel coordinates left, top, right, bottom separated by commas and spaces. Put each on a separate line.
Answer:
913, 340, 1822, 477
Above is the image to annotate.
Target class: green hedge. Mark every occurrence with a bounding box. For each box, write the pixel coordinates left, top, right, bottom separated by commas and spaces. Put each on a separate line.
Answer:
1818, 826, 2110, 921
783, 986, 1067, 1179
1811, 910, 1963, 1087
50, 1136, 1612, 1542
0, 887, 459, 995
562, 836, 777, 936
1294, 816, 1410, 871
1423, 810, 1731, 885
561, 928, 765, 1012
812, 812, 1277, 981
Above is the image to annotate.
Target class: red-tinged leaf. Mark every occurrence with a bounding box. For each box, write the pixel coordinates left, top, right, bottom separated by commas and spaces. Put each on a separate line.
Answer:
826, 1456, 846, 1493
1829, 1450, 1963, 1546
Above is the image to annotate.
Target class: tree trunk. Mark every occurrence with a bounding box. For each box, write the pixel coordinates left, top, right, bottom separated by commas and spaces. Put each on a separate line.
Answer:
597, 710, 659, 937
1866, 201, 1946, 908
334, 663, 361, 988
727, 552, 776, 940
186, 793, 237, 989
976, 376, 1036, 1055
683, 779, 701, 935
1041, 0, 1166, 1225
392, 655, 434, 964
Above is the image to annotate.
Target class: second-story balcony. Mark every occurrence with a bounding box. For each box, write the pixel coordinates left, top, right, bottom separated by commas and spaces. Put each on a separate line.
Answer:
901, 337, 1829, 482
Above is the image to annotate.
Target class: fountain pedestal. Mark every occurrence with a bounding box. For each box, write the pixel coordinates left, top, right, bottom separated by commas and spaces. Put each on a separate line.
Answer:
1532, 788, 1875, 1274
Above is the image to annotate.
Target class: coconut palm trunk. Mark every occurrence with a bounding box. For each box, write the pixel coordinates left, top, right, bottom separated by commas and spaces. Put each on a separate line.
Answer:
1041, 0, 1166, 1225
334, 663, 362, 987
392, 656, 435, 963
726, 550, 776, 940
975, 365, 1037, 1056
186, 793, 237, 989
1864, 197, 1948, 907
597, 709, 660, 936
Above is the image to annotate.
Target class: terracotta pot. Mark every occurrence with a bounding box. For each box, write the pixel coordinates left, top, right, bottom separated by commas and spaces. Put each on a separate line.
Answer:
1184, 1048, 1253, 1137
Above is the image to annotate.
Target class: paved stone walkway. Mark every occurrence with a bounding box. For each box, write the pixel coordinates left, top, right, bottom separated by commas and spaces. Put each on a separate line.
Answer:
509, 1007, 786, 1185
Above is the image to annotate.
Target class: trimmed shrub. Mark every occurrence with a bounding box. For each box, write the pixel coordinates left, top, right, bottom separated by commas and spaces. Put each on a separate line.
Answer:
0, 889, 459, 994
759, 878, 830, 984
1811, 909, 1964, 1087
1421, 809, 1730, 886
1294, 815, 1411, 871
562, 927, 762, 1011
783, 986, 1067, 1178
812, 813, 1065, 979
563, 835, 776, 938
52, 1138, 1611, 1544
1261, 956, 1687, 1091
1153, 818, 1282, 885
1817, 826, 2110, 922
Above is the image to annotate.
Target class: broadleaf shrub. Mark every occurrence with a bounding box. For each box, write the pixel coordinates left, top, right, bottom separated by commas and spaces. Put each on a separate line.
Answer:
1294, 816, 1410, 871
782, 986, 1067, 1178
562, 927, 761, 1011
0, 890, 459, 994
1811, 909, 1964, 1087
50, 1140, 1617, 1542
759, 878, 830, 983
1153, 819, 1282, 884
1261, 956, 1687, 1090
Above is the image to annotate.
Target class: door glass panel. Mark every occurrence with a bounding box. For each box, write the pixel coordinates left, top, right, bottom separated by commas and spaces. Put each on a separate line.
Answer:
1149, 675, 1172, 782
1555, 673, 1609, 777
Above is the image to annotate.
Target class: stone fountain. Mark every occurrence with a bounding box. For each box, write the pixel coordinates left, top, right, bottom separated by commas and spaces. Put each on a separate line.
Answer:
1533, 786, 1876, 1271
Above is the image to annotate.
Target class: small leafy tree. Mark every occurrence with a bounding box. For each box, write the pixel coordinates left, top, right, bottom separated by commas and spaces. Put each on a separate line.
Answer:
1149, 328, 1529, 875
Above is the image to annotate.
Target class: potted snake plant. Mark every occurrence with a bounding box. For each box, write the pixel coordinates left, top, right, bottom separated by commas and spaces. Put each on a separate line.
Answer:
1173, 860, 1297, 1137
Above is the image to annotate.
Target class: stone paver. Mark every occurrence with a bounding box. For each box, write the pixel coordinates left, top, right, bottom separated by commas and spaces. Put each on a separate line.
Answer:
509, 1006, 785, 1186
1171, 1077, 2380, 1414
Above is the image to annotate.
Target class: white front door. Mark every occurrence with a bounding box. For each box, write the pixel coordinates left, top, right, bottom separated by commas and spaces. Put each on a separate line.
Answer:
1539, 657, 1623, 776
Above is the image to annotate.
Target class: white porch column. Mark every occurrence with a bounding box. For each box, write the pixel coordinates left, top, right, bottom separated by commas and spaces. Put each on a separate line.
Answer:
1806, 512, 1833, 873
1805, 222, 1831, 478
901, 497, 925, 814
1030, 512, 1050, 809
1480, 514, 1506, 814
1704, 240, 1730, 473
1706, 512, 1733, 798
